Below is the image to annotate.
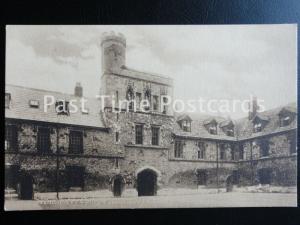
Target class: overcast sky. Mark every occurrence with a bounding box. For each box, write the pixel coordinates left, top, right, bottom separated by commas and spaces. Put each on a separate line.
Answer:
6, 25, 297, 118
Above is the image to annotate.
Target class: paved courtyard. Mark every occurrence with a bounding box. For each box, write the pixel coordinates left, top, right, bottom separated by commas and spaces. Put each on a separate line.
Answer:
5, 192, 297, 210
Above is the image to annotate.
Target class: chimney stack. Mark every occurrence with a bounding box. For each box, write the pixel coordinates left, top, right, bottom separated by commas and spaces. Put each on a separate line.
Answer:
248, 96, 259, 120
74, 82, 83, 97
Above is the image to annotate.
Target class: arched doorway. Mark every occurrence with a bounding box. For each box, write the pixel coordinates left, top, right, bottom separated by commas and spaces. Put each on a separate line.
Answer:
112, 175, 125, 197
226, 175, 234, 192
137, 169, 157, 196
19, 173, 34, 200
196, 169, 207, 186
258, 168, 272, 185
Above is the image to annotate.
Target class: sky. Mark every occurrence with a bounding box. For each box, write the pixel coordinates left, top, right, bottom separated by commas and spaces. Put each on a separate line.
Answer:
6, 25, 297, 118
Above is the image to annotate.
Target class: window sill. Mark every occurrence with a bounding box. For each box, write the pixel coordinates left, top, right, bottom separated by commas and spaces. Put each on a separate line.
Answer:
260, 156, 270, 159
125, 144, 169, 150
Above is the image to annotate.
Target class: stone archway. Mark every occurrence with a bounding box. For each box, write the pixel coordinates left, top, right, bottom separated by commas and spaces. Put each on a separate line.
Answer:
135, 166, 161, 196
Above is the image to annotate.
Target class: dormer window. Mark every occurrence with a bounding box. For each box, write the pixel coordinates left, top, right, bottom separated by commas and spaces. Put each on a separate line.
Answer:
281, 116, 290, 126
253, 123, 262, 132
55, 100, 69, 115
220, 120, 235, 137
5, 93, 11, 108
209, 125, 217, 135
181, 120, 191, 132
226, 129, 234, 137
29, 99, 39, 108
278, 107, 296, 127
252, 115, 269, 133
204, 119, 218, 135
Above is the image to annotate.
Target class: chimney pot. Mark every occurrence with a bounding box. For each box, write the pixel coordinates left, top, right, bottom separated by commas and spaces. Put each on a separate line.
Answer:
75, 82, 83, 97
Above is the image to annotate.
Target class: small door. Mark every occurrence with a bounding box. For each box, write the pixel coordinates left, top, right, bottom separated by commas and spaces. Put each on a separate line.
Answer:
66, 166, 85, 190
258, 168, 272, 185
197, 170, 207, 185
113, 176, 124, 197
19, 174, 34, 200
5, 165, 20, 190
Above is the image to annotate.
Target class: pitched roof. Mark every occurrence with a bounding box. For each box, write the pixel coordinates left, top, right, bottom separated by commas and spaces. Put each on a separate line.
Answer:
219, 119, 234, 128
235, 102, 297, 140
5, 84, 106, 129
173, 113, 236, 141
173, 103, 297, 141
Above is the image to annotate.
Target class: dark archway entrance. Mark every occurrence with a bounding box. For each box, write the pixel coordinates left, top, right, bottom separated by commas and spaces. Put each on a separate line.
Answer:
258, 168, 272, 185
137, 169, 157, 196
226, 176, 234, 192
19, 173, 34, 200
112, 175, 124, 197
5, 165, 20, 190
66, 166, 85, 191
196, 170, 207, 186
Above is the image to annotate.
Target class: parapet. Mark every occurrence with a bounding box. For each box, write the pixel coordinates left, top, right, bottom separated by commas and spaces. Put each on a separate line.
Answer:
101, 31, 126, 47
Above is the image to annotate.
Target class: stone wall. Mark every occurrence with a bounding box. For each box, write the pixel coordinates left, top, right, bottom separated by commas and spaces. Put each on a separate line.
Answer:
101, 73, 174, 115
5, 120, 121, 192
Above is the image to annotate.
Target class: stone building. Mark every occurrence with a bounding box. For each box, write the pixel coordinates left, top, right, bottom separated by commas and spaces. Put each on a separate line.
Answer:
5, 32, 297, 198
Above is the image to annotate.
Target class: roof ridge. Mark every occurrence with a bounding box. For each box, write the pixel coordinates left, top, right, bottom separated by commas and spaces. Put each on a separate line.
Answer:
6, 83, 97, 100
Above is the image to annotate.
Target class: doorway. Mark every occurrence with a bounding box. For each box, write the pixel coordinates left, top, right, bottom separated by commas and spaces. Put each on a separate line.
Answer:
19, 173, 34, 200
258, 168, 272, 185
66, 166, 85, 191
112, 175, 124, 197
196, 170, 207, 186
137, 169, 157, 196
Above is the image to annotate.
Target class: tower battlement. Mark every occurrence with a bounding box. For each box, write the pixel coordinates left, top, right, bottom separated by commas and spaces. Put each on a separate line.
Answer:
101, 31, 126, 47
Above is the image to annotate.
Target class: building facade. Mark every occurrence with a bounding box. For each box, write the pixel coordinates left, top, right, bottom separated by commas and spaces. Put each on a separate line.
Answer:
5, 32, 297, 198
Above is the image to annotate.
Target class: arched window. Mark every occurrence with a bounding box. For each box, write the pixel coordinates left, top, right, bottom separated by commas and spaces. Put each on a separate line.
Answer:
126, 86, 134, 111
144, 89, 151, 111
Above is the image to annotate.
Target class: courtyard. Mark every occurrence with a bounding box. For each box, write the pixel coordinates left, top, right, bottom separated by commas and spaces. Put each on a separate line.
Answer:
5, 189, 297, 210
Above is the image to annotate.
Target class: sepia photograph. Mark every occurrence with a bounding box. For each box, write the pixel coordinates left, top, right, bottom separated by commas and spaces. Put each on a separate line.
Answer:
4, 25, 297, 210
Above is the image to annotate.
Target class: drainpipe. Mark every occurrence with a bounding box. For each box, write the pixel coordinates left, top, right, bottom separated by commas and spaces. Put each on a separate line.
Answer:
216, 142, 219, 193
250, 141, 254, 186
56, 126, 60, 200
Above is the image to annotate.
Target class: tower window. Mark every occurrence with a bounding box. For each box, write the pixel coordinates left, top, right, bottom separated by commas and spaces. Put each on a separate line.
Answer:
135, 124, 143, 145
136, 92, 141, 110
151, 126, 160, 145
115, 132, 119, 143
153, 95, 159, 111
37, 127, 51, 154
126, 87, 134, 111
115, 91, 119, 105
144, 89, 151, 111
162, 97, 168, 114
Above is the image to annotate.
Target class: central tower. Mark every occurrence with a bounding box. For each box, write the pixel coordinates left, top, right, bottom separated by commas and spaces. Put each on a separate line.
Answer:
101, 31, 126, 73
